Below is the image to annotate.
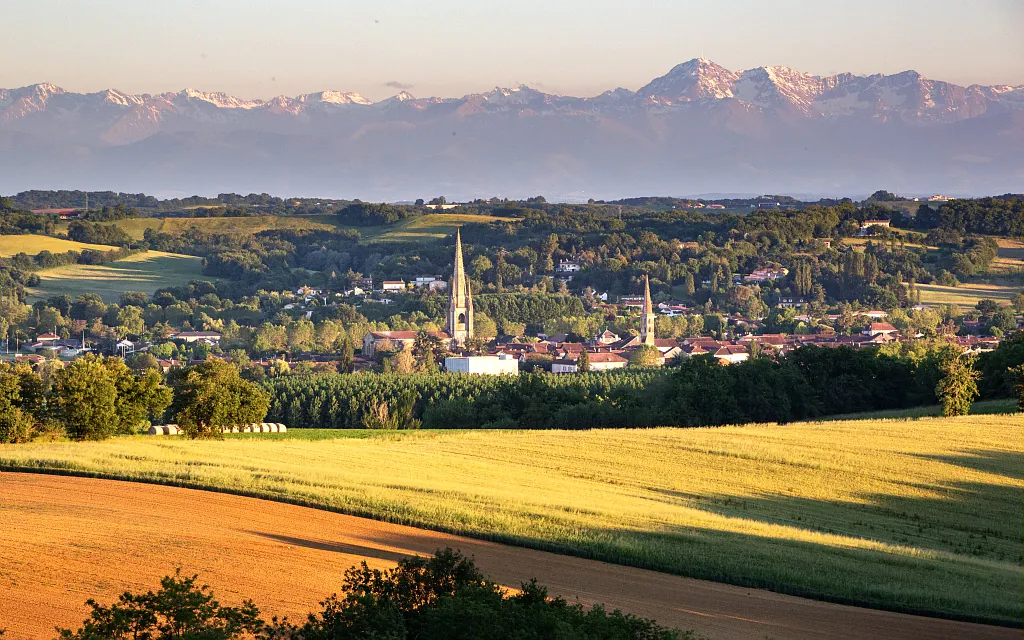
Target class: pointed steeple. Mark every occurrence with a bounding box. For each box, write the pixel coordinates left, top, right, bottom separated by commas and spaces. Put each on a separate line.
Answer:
643, 274, 653, 315
447, 228, 473, 345
640, 274, 655, 345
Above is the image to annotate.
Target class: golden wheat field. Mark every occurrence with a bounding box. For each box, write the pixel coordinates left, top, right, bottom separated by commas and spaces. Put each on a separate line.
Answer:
2, 414, 1021, 624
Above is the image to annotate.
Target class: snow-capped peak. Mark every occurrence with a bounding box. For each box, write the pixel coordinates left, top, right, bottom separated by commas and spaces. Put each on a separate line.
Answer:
299, 90, 372, 105
179, 88, 260, 109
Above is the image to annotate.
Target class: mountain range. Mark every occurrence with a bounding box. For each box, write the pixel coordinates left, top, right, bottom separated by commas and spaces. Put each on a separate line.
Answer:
2, 58, 1022, 200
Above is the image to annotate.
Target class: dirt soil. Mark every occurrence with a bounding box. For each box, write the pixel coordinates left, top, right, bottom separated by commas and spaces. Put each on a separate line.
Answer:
0, 472, 1016, 640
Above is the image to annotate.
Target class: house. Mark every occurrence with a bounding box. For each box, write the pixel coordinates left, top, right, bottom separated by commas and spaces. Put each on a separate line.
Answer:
362, 330, 450, 358
424, 203, 460, 210
356, 277, 374, 290
157, 359, 182, 373
115, 339, 135, 354
928, 194, 951, 202
618, 295, 645, 307
427, 280, 448, 292
744, 268, 789, 283
444, 354, 519, 375
414, 276, 441, 287
557, 259, 581, 273
778, 297, 807, 309
708, 203, 726, 209
172, 331, 222, 344
862, 322, 899, 337
381, 280, 406, 292
858, 219, 891, 235
594, 329, 620, 345
712, 344, 749, 364
552, 351, 629, 373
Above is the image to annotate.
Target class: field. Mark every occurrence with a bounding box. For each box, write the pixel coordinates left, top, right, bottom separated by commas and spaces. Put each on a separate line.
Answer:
2, 414, 1021, 625
25, 250, 211, 302
61, 213, 514, 244
915, 282, 1022, 308
57, 215, 342, 241
6, 474, 1015, 640
362, 213, 515, 243
0, 235, 114, 257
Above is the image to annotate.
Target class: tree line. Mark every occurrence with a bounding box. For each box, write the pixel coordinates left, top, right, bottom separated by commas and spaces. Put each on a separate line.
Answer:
0, 357, 269, 443
265, 338, 1024, 430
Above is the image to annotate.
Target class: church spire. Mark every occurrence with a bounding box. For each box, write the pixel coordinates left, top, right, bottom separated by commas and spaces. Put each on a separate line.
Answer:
447, 228, 473, 345
640, 274, 655, 345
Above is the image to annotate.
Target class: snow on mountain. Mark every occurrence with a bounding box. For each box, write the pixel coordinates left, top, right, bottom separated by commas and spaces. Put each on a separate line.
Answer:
636, 58, 739, 102
0, 61, 1020, 199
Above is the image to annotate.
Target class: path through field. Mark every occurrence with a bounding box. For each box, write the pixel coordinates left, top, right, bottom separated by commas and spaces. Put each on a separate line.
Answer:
1, 473, 1015, 640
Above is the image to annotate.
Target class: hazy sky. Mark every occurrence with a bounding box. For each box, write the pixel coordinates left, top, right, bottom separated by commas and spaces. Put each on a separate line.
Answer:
3, 0, 1021, 101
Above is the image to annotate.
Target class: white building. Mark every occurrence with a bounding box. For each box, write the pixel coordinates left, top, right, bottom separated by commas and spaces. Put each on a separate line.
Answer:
444, 354, 520, 375
557, 259, 581, 273
381, 280, 406, 292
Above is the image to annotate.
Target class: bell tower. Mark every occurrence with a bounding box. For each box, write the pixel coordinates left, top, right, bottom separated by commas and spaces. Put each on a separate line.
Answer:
640, 274, 655, 345
447, 228, 473, 345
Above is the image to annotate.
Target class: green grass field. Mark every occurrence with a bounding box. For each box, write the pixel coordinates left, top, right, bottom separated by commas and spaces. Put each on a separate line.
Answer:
916, 282, 1022, 308
2, 414, 1021, 624
26, 251, 211, 302
56, 216, 342, 241
0, 235, 115, 257
362, 214, 515, 243
56, 213, 512, 244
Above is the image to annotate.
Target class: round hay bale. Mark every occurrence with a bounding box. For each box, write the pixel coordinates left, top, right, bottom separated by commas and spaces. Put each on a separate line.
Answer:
166, 426, 181, 435
277, 424, 287, 433
147, 425, 163, 436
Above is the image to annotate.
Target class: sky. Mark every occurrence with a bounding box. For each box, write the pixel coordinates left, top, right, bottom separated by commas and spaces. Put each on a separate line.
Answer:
2, 0, 1022, 101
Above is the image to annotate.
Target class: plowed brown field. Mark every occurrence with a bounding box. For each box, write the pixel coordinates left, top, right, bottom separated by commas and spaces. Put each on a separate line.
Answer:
0, 472, 1016, 640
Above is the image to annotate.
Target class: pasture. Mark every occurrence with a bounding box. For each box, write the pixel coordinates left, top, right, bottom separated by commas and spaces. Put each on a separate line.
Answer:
362, 213, 515, 243
25, 250, 211, 302
58, 213, 513, 244
915, 282, 1022, 308
0, 235, 114, 257
2, 414, 1021, 624
58, 215, 341, 241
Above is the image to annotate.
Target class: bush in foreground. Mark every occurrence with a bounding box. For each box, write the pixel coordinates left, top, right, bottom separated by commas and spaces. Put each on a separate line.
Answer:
57, 549, 690, 640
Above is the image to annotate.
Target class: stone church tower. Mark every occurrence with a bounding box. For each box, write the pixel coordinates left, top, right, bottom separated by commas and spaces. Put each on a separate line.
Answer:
640, 274, 655, 346
447, 228, 473, 346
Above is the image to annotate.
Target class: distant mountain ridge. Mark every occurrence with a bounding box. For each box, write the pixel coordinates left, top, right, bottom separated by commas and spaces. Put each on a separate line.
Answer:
1, 59, 1021, 200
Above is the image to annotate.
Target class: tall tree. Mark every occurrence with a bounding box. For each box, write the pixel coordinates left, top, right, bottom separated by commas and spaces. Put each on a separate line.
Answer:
935, 353, 980, 417
171, 360, 270, 438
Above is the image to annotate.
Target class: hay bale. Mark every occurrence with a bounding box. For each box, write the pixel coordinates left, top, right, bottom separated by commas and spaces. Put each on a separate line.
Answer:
242, 425, 253, 433
147, 425, 164, 436
166, 425, 181, 435
277, 424, 287, 433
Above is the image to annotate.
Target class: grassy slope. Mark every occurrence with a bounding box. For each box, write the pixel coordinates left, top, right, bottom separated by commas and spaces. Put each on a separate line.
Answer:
916, 282, 1021, 307
0, 235, 115, 257
362, 214, 514, 243
60, 213, 512, 244
26, 251, 211, 303
2, 414, 1021, 624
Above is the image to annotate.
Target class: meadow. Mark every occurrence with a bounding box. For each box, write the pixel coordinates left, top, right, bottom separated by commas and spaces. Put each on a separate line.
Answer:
58, 213, 514, 244
25, 250, 211, 302
916, 282, 1022, 308
0, 235, 114, 257
2, 414, 1021, 624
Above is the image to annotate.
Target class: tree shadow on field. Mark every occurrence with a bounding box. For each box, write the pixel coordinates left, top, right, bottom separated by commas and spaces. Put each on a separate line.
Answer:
908, 448, 1024, 481
247, 531, 412, 563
